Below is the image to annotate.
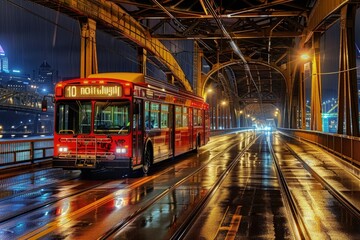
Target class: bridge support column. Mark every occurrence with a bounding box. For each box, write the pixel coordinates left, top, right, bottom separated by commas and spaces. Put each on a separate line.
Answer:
194, 42, 203, 97
299, 64, 306, 129
337, 5, 359, 136
281, 95, 288, 128
80, 18, 98, 78
310, 33, 322, 131
137, 47, 147, 74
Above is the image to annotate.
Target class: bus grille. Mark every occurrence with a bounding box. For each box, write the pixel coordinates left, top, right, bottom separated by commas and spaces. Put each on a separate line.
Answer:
58, 137, 115, 167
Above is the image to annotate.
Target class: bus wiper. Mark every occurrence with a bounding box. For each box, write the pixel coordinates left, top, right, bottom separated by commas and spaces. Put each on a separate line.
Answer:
76, 100, 83, 110
102, 100, 112, 110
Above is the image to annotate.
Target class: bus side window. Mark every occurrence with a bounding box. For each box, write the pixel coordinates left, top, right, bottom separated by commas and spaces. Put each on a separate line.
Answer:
183, 107, 188, 127
175, 106, 182, 127
193, 109, 198, 126
161, 104, 169, 128
198, 109, 203, 126
150, 103, 160, 128
133, 100, 142, 130
145, 101, 151, 129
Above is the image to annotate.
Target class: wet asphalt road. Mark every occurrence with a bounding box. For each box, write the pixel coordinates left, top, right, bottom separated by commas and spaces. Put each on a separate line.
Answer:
0, 131, 359, 239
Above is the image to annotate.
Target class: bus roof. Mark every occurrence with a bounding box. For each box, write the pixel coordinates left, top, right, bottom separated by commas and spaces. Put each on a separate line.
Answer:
88, 72, 145, 83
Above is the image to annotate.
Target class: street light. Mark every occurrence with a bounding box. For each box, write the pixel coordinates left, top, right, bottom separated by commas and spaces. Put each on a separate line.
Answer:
300, 53, 310, 61
205, 88, 216, 129
218, 100, 228, 129
205, 87, 229, 130
204, 87, 213, 101
238, 110, 244, 127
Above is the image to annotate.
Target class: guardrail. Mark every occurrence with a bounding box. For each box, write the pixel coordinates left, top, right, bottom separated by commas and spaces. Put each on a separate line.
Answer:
0, 137, 53, 167
0, 129, 254, 168
278, 128, 360, 167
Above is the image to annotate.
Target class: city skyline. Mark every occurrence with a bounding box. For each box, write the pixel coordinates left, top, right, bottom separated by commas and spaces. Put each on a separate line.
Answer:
0, 0, 140, 81
0, 0, 80, 79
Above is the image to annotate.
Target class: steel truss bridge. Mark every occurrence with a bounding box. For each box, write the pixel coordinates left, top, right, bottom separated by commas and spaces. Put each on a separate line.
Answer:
0, 87, 53, 113
4, 0, 360, 136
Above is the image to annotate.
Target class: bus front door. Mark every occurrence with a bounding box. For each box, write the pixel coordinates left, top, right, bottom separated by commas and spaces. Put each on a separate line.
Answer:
132, 100, 143, 167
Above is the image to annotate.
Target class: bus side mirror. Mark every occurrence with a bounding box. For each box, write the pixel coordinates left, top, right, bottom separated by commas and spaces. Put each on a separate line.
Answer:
134, 103, 140, 114
42, 99, 48, 112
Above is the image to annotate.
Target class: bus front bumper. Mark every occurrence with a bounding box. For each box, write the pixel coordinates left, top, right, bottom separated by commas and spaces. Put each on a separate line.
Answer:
52, 157, 131, 169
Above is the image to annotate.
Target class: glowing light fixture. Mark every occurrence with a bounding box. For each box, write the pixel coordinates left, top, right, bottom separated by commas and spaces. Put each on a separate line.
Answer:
300, 53, 310, 61
59, 147, 68, 153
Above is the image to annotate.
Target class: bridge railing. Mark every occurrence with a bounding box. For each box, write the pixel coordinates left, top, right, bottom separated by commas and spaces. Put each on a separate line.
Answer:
0, 128, 254, 168
0, 137, 53, 167
278, 128, 360, 167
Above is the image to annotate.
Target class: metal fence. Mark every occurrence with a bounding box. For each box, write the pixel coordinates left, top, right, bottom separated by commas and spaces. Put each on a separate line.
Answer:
0, 128, 254, 167
278, 128, 360, 167
0, 137, 53, 166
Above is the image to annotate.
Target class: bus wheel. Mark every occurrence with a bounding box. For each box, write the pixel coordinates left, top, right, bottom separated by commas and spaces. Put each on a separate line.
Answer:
142, 146, 151, 174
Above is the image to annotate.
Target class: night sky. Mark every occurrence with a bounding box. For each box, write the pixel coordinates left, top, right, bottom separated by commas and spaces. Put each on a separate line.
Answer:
1, 0, 360, 100
0, 0, 81, 78
0, 0, 139, 80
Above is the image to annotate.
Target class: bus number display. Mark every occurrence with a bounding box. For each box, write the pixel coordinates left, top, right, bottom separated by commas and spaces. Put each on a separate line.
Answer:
65, 85, 122, 98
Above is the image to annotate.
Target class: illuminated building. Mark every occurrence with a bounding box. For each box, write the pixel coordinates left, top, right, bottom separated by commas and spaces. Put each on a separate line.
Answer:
32, 60, 58, 94
0, 44, 9, 73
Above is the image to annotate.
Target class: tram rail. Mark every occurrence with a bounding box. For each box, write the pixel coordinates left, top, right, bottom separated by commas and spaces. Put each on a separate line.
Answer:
268, 135, 309, 240
2, 130, 358, 239
100, 133, 258, 239
269, 133, 360, 239
0, 170, 110, 223
0, 130, 255, 240
286, 139, 360, 219
169, 135, 258, 240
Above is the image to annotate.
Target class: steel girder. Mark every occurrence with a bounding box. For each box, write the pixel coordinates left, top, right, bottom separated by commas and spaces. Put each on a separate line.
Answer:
31, 0, 192, 91
338, 4, 359, 136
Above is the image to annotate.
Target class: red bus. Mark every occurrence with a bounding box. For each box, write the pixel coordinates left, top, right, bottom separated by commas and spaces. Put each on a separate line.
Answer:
52, 73, 210, 174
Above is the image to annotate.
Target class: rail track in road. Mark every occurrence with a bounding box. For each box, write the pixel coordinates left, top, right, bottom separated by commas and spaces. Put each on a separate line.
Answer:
100, 133, 258, 239
0, 131, 256, 240
0, 169, 115, 223
269, 133, 360, 240
2, 131, 359, 239
152, 132, 360, 240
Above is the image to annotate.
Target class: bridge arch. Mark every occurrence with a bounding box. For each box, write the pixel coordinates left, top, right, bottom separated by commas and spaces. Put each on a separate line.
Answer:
201, 59, 288, 99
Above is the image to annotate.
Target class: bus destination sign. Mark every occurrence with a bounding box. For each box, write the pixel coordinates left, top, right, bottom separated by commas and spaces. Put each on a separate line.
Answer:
65, 85, 122, 98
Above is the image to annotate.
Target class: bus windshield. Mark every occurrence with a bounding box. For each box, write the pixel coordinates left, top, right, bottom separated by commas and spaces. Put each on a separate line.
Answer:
56, 100, 92, 134
94, 100, 130, 135
55, 100, 130, 135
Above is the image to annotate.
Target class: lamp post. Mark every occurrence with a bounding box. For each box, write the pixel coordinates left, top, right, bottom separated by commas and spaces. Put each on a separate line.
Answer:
206, 88, 215, 130
216, 100, 227, 130
222, 100, 228, 129
239, 110, 244, 127
246, 114, 251, 127
206, 87, 228, 130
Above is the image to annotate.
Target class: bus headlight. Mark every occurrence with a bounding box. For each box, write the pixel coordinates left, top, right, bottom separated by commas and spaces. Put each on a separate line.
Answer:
59, 147, 68, 153
116, 147, 127, 154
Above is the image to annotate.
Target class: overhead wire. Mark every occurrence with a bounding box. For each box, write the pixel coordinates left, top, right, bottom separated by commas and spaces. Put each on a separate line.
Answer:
203, 0, 264, 119
151, 0, 212, 51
